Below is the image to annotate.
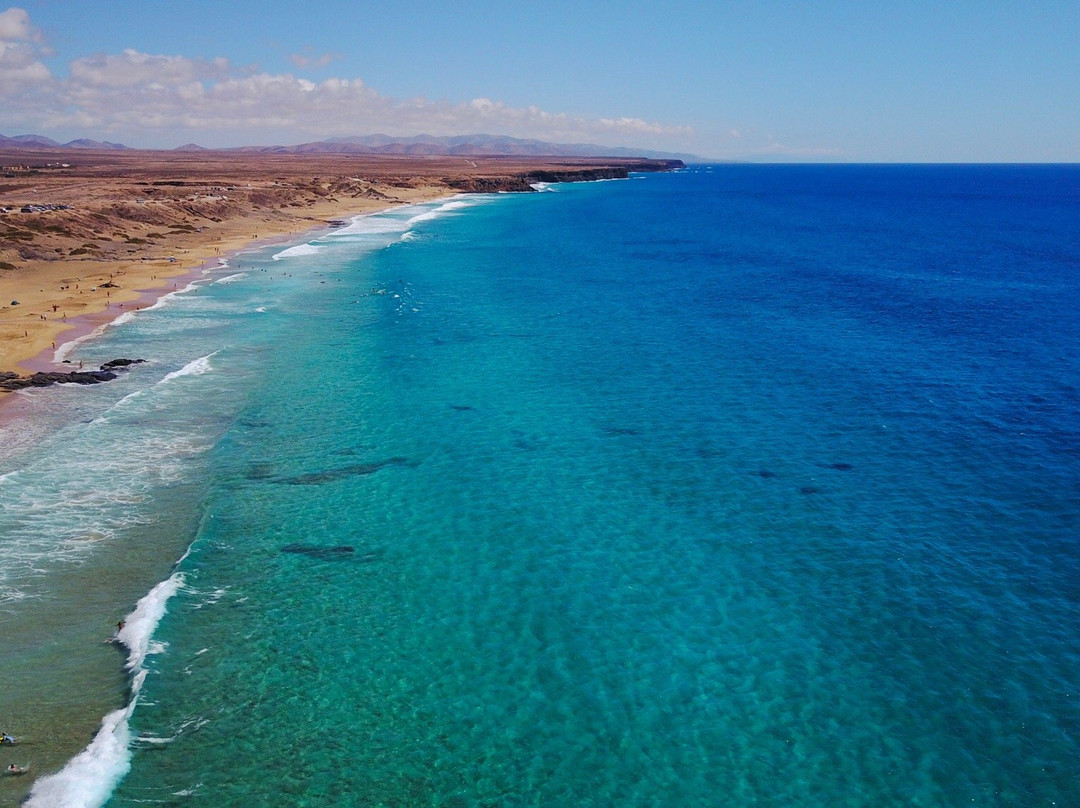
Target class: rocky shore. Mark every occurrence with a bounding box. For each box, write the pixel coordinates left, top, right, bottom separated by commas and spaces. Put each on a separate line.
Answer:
0, 358, 144, 390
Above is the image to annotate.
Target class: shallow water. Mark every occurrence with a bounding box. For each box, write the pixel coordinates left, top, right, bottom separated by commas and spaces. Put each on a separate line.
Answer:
3, 168, 1079, 806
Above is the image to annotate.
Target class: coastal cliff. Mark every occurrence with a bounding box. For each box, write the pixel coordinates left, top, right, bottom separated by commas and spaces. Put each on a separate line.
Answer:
446, 160, 684, 192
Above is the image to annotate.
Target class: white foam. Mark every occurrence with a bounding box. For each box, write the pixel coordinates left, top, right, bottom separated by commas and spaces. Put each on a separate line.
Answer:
141, 278, 205, 312
160, 352, 216, 384
214, 272, 248, 284
53, 272, 212, 363
330, 211, 423, 237
110, 311, 138, 327
117, 572, 183, 672
26, 572, 185, 808
53, 322, 113, 364
24, 682, 138, 808
405, 197, 487, 225
272, 243, 320, 260
133, 735, 175, 746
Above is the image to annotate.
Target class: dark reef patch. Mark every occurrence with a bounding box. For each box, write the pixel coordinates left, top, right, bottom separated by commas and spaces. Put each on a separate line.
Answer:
281, 544, 355, 560
246, 463, 276, 480
694, 444, 727, 459
281, 544, 386, 563
278, 457, 412, 485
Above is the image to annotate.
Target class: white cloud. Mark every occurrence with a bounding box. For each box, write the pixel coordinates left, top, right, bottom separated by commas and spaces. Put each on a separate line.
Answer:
598, 116, 692, 137
0, 6, 50, 93
0, 8, 692, 151
0, 6, 36, 41
69, 50, 230, 88
289, 48, 341, 70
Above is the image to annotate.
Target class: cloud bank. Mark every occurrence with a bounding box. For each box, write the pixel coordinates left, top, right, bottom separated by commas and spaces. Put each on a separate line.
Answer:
0, 7, 691, 150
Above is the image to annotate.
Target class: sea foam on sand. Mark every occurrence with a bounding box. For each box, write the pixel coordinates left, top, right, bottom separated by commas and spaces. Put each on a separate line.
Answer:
25, 572, 185, 808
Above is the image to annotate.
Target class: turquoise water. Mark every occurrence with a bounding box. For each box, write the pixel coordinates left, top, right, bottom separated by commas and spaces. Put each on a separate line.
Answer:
3, 167, 1079, 806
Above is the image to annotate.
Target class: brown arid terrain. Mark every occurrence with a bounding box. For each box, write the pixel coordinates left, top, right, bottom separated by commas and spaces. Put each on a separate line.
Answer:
0, 149, 679, 377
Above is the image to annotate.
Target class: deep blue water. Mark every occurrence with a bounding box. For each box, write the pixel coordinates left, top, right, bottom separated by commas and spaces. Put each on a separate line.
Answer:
5, 165, 1079, 807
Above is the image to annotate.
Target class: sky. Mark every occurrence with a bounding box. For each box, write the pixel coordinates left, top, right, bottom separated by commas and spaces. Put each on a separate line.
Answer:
1, 0, 1078, 161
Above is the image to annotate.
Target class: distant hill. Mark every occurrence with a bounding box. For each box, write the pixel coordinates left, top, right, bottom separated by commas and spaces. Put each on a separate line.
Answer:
0, 133, 62, 148
1, 132, 695, 161
64, 138, 128, 150
0, 133, 130, 150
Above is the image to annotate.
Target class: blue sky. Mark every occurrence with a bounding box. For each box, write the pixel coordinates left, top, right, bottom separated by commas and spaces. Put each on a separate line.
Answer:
2, 1, 1078, 160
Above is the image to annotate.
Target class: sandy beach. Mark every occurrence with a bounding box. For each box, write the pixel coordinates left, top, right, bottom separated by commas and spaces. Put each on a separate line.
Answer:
1, 149, 671, 379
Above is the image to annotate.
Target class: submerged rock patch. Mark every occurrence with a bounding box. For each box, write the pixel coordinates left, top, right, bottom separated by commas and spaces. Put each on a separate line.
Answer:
281, 544, 386, 563
278, 457, 411, 485
281, 544, 355, 560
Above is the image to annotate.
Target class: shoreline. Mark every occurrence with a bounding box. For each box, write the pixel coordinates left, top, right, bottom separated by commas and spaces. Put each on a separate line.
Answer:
0, 188, 453, 423
1, 150, 680, 383
2, 188, 453, 375
24, 210, 383, 371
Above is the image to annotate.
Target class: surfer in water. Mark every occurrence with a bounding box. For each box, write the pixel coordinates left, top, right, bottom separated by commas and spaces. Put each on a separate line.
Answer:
0, 732, 15, 745
6, 763, 29, 775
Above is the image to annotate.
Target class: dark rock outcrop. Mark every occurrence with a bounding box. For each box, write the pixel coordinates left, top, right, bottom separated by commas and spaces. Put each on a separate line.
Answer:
0, 358, 144, 390
445, 160, 684, 194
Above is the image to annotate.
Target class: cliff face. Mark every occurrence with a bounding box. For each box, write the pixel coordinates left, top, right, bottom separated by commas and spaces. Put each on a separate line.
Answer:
446, 159, 684, 193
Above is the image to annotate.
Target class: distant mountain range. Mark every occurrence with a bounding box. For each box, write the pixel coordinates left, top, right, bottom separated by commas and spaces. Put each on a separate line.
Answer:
0, 133, 128, 150
0, 132, 695, 161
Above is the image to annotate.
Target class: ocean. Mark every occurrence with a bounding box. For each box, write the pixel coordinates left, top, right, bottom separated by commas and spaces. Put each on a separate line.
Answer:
1, 164, 1078, 807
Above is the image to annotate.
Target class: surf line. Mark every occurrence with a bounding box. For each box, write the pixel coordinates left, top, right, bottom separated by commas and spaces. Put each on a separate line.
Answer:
24, 553, 189, 808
